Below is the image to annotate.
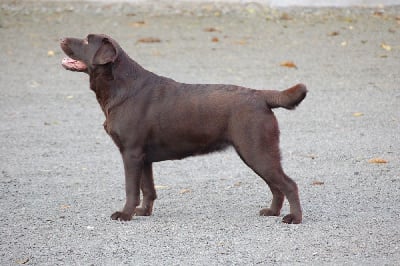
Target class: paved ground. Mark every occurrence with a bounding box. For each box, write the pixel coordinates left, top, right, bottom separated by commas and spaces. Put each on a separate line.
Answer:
1, 1, 399, 265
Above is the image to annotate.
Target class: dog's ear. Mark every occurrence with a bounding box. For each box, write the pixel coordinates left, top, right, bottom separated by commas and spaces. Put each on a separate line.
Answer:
92, 38, 117, 65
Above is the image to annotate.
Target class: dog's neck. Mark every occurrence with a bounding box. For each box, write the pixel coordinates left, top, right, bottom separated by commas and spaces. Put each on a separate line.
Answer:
89, 52, 147, 118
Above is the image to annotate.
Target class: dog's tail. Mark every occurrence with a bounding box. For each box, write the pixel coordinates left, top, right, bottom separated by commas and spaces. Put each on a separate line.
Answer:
263, 83, 307, 110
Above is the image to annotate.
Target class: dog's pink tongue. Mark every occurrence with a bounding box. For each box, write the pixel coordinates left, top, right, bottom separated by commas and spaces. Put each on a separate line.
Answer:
61, 57, 87, 72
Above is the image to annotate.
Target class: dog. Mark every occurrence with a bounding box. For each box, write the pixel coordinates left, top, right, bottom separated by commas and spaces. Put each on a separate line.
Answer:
60, 34, 307, 224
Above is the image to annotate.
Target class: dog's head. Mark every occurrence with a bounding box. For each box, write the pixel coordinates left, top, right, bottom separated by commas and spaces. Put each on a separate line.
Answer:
60, 34, 118, 73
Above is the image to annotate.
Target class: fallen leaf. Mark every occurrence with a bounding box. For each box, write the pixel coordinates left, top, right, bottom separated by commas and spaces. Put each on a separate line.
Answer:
233, 39, 247, 45
152, 50, 161, 56
28, 80, 40, 88
16, 258, 29, 265
179, 189, 191, 194
352, 112, 364, 117
234, 181, 242, 187
131, 21, 146, 27
246, 8, 256, 14
155, 185, 169, 190
60, 204, 71, 209
328, 31, 339, 36
343, 17, 354, 23
312, 181, 324, 186
381, 42, 391, 51
204, 27, 219, 32
368, 158, 388, 164
211, 37, 219, 42
47, 50, 55, 56
280, 12, 292, 20
280, 61, 297, 69
373, 11, 384, 17
306, 154, 317, 159
137, 37, 161, 43
66, 95, 74, 99
341, 41, 347, 46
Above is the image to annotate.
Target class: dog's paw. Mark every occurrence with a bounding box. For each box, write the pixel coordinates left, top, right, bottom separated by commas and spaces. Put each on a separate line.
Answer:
110, 211, 132, 221
134, 207, 152, 216
282, 213, 302, 224
259, 208, 280, 216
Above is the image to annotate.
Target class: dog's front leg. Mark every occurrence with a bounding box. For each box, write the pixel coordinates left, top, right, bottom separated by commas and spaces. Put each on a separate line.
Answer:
111, 149, 143, 221
134, 163, 157, 216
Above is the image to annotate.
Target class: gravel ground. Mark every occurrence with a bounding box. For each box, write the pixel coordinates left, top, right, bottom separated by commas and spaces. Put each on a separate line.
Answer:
1, 1, 399, 265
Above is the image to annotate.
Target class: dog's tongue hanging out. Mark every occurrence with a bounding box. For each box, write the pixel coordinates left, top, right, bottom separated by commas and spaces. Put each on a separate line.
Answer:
61, 57, 87, 72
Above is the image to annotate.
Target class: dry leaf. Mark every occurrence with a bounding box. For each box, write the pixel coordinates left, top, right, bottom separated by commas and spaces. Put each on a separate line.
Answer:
16, 258, 29, 265
343, 17, 354, 23
131, 21, 146, 27
280, 61, 297, 69
368, 158, 388, 164
28, 80, 40, 88
155, 185, 169, 190
280, 13, 292, 20
233, 39, 247, 45
352, 112, 364, 117
373, 11, 384, 17
246, 8, 256, 14
381, 43, 391, 51
328, 31, 339, 36
234, 181, 242, 187
66, 95, 74, 99
179, 189, 191, 194
341, 41, 347, 46
212, 37, 219, 42
214, 11, 221, 17
152, 50, 161, 56
204, 27, 219, 32
47, 50, 55, 56
60, 204, 71, 209
312, 181, 324, 186
137, 37, 161, 43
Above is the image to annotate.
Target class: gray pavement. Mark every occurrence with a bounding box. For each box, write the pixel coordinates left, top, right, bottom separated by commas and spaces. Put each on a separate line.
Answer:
1, 1, 399, 265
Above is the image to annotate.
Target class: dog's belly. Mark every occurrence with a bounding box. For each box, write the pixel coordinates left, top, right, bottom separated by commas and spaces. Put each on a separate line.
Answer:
144, 138, 230, 162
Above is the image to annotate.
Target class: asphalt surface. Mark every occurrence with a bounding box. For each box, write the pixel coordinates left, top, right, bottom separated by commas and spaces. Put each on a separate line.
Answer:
1, 1, 399, 265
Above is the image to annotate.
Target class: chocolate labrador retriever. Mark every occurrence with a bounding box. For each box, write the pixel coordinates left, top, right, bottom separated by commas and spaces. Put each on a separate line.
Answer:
60, 34, 307, 224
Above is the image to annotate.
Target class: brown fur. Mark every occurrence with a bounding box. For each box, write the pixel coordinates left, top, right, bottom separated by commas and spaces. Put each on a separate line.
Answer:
60, 34, 307, 224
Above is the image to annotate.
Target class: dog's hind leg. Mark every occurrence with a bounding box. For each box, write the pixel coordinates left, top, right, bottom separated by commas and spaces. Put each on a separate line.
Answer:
259, 180, 284, 217
232, 113, 302, 224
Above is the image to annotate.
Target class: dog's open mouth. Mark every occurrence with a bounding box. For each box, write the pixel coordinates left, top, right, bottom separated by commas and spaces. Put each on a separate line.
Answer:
62, 57, 87, 72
